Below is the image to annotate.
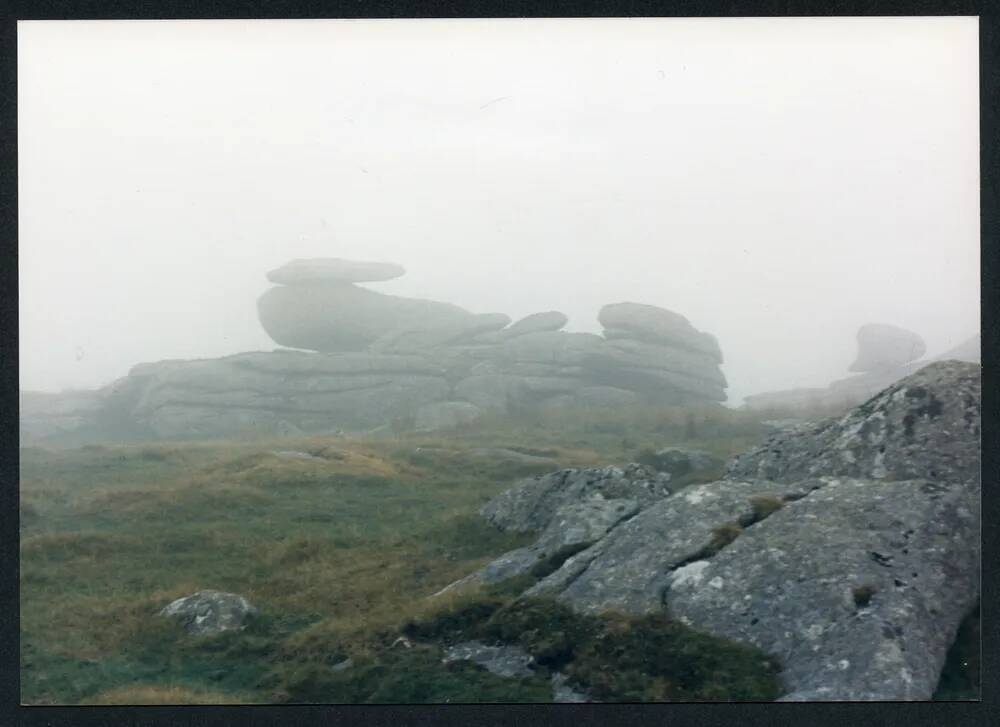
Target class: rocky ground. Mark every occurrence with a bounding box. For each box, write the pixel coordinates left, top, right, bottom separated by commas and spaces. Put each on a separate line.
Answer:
437, 360, 981, 701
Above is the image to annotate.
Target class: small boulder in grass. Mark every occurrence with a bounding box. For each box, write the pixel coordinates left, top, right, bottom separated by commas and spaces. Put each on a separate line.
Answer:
159, 590, 258, 636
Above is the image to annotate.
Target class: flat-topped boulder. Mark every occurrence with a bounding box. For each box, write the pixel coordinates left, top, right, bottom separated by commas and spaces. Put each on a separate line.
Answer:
266, 257, 405, 285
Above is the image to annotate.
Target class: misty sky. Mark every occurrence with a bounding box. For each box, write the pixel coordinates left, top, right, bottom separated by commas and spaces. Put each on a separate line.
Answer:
18, 18, 979, 404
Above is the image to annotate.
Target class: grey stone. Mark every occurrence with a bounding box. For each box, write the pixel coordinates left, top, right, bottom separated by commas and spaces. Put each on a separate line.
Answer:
159, 590, 258, 636
266, 258, 405, 285
588, 365, 726, 402
126, 357, 451, 437
453, 375, 529, 413
849, 323, 926, 373
527, 479, 816, 614
499, 331, 606, 365
572, 386, 640, 408
644, 447, 723, 478
668, 477, 980, 701
480, 463, 672, 534
598, 303, 722, 362
257, 283, 474, 352
229, 351, 441, 376
414, 401, 483, 431
441, 497, 641, 592
19, 389, 104, 443
586, 338, 726, 385
500, 311, 569, 338
727, 361, 981, 485
442, 641, 535, 678
370, 313, 512, 353
551, 672, 590, 703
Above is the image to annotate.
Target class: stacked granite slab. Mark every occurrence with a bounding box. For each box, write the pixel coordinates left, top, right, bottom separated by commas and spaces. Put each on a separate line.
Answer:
20, 259, 731, 442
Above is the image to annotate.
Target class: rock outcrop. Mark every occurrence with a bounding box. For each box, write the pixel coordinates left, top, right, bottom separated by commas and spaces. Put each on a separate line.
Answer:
451, 361, 980, 700
22, 260, 731, 443
729, 361, 980, 485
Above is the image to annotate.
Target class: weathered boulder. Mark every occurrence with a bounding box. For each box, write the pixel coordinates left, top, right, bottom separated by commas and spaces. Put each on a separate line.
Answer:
668, 477, 980, 701
588, 366, 726, 403
849, 323, 926, 373
599, 303, 722, 362
266, 258, 405, 285
480, 464, 672, 534
159, 590, 258, 636
414, 401, 483, 431
727, 361, 981, 485
257, 283, 475, 352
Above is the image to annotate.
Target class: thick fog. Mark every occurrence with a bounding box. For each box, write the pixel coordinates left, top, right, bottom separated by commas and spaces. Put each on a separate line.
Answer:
18, 18, 979, 404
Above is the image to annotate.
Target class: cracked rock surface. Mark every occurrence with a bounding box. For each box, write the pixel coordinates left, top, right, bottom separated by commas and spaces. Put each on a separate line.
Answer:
480, 464, 672, 534
726, 361, 980, 485
526, 479, 818, 614
668, 477, 980, 700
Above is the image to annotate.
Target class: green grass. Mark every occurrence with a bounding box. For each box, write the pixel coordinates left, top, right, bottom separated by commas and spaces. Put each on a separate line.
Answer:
21, 402, 971, 703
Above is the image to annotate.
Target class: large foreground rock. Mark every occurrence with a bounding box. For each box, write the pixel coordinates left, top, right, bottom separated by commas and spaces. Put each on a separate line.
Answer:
668, 477, 980, 701
526, 478, 822, 614
727, 361, 981, 485
457, 360, 980, 700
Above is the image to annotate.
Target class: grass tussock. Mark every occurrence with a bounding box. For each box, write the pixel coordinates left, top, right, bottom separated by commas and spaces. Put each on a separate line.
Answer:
83, 684, 251, 705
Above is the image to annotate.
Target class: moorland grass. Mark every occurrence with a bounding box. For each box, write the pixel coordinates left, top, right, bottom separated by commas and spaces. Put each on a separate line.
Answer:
20, 403, 978, 703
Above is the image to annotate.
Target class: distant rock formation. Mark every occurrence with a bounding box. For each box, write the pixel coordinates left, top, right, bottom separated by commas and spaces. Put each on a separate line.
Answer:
743, 325, 979, 415
22, 259, 731, 443
448, 360, 980, 701
849, 323, 926, 373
